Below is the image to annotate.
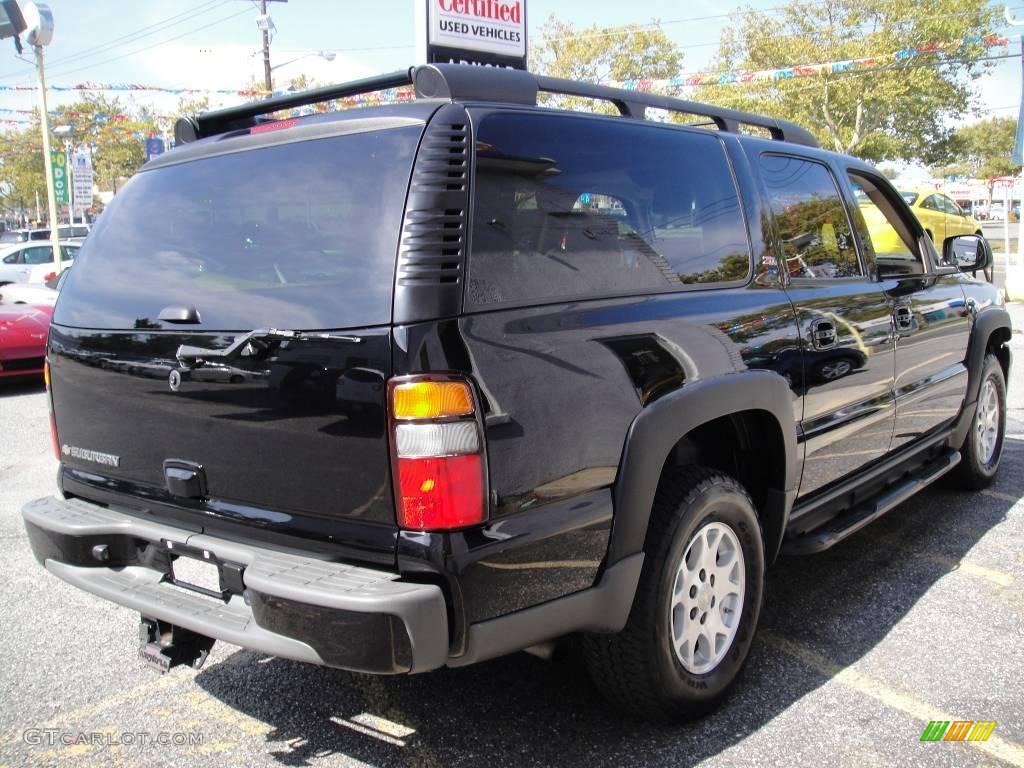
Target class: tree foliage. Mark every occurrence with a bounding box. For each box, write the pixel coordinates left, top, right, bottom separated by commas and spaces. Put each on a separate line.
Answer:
697, 0, 1000, 162
943, 117, 1020, 180
531, 15, 684, 111
0, 121, 47, 217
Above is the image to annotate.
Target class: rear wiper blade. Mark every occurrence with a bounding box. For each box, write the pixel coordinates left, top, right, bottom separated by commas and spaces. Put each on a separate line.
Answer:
175, 328, 362, 369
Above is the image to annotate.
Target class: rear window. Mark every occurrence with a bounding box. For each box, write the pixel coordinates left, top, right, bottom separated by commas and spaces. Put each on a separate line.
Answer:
55, 125, 421, 331
467, 113, 750, 308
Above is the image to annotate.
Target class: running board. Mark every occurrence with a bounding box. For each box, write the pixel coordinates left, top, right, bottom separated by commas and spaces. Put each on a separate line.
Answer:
781, 449, 961, 555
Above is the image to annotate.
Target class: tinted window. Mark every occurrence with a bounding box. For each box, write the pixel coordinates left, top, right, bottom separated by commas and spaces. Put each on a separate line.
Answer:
28, 230, 50, 240
55, 126, 421, 331
920, 195, 941, 212
468, 113, 750, 307
760, 155, 860, 278
900, 192, 919, 205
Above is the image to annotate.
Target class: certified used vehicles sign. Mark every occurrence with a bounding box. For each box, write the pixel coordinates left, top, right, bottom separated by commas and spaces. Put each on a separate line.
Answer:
423, 0, 527, 68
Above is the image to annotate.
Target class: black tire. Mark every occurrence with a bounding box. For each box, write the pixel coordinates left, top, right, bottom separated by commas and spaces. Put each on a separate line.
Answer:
950, 354, 1006, 490
583, 466, 765, 720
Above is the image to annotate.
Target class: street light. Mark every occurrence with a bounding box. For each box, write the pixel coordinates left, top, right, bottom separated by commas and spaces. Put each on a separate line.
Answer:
264, 50, 335, 92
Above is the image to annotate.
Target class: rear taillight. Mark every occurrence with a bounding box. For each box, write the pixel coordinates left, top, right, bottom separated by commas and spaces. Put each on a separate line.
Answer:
388, 377, 487, 531
42, 272, 56, 282
44, 360, 59, 460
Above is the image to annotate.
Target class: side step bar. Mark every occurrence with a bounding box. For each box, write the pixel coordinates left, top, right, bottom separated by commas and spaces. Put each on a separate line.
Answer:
781, 449, 961, 555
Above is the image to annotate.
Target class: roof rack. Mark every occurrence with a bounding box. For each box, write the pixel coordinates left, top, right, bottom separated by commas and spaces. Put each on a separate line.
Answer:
175, 64, 820, 149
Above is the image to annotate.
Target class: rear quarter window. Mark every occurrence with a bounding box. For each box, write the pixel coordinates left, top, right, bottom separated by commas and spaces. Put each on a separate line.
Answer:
467, 112, 751, 309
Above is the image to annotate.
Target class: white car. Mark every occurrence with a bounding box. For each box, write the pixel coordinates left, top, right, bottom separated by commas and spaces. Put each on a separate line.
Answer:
0, 243, 79, 284
0, 271, 64, 305
0, 224, 91, 245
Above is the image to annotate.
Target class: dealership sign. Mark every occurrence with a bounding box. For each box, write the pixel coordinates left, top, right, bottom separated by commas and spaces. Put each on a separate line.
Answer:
417, 0, 527, 69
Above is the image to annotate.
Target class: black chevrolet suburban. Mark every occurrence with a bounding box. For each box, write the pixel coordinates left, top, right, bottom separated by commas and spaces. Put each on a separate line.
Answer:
23, 65, 1011, 719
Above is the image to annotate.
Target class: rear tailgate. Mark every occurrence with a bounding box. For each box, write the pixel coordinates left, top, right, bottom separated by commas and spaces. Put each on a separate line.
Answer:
49, 120, 424, 561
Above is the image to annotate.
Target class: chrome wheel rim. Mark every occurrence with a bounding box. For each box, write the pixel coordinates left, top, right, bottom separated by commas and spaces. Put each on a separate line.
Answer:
974, 378, 1000, 465
820, 360, 851, 380
670, 521, 745, 674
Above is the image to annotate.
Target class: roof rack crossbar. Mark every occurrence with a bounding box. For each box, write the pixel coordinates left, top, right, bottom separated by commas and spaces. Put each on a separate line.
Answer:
175, 64, 819, 150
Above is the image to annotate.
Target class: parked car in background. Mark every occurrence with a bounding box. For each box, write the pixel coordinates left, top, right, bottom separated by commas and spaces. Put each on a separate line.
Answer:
859, 189, 983, 255
0, 225, 91, 245
0, 269, 67, 306
0, 243, 79, 284
0, 304, 52, 379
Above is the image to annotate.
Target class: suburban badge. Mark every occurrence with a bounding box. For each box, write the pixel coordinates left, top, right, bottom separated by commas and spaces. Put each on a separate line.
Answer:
61, 445, 121, 468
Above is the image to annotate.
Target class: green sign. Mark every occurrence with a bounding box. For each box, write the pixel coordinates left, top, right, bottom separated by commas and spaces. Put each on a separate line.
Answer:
50, 148, 69, 206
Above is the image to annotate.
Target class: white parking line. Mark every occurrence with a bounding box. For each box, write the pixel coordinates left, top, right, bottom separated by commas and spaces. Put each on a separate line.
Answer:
762, 631, 1024, 767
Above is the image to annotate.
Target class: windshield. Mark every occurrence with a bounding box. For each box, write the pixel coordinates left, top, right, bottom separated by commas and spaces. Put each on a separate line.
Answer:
55, 124, 421, 331
900, 191, 919, 205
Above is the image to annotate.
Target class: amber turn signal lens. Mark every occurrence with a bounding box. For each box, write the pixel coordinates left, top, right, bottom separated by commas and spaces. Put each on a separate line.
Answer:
392, 381, 474, 420
43, 360, 50, 388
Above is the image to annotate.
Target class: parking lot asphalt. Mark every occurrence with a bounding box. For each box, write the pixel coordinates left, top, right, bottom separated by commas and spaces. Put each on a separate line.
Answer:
0, 306, 1022, 768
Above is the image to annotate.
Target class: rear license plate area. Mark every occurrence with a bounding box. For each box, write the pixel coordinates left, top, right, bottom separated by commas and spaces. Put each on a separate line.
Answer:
170, 553, 223, 598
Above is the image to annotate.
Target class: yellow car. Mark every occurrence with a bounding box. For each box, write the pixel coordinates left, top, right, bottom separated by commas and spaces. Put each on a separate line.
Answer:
858, 188, 983, 256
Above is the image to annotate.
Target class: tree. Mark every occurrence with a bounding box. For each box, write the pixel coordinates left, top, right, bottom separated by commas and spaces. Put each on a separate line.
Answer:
0, 123, 46, 222
51, 96, 159, 192
938, 117, 1021, 206
531, 15, 684, 112
697, 0, 1000, 163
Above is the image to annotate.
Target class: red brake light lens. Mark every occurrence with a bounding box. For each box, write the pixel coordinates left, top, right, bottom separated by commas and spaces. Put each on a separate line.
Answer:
397, 455, 484, 530
45, 360, 59, 460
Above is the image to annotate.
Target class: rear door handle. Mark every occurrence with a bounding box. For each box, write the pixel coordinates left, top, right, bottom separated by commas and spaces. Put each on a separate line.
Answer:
894, 305, 913, 331
810, 319, 837, 350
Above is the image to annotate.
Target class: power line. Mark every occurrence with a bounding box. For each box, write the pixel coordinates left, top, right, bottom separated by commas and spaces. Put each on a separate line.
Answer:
5, 7, 254, 87
0, 0, 233, 81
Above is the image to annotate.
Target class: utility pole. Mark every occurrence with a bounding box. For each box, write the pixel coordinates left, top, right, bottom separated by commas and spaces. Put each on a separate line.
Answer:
34, 40, 61, 274
261, 0, 272, 98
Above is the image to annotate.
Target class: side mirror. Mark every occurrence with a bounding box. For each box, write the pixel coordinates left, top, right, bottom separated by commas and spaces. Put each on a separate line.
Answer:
943, 233, 991, 273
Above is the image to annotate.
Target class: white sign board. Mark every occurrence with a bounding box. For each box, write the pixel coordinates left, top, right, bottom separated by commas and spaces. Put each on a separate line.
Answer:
71, 152, 93, 212
419, 0, 527, 69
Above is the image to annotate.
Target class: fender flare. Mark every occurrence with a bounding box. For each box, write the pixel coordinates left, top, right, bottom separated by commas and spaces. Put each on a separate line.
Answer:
951, 306, 1012, 447
606, 370, 800, 567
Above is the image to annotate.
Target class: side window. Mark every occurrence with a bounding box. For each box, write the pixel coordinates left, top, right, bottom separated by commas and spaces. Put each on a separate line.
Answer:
939, 195, 961, 216
759, 155, 860, 279
920, 195, 941, 212
847, 172, 924, 276
61, 246, 78, 260
2, 252, 19, 264
468, 113, 751, 307
22, 246, 53, 265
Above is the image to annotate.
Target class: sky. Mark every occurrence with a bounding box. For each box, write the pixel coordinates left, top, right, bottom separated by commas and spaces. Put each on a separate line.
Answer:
0, 0, 1021, 135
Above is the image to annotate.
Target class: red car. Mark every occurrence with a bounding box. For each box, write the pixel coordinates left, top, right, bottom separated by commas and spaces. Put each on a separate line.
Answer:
0, 304, 51, 378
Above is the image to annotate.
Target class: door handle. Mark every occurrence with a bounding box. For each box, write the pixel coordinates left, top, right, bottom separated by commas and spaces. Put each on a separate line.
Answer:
810, 319, 837, 350
893, 305, 914, 332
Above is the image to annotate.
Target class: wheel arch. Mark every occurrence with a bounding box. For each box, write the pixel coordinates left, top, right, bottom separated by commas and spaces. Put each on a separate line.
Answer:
950, 306, 1012, 448
607, 371, 800, 569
